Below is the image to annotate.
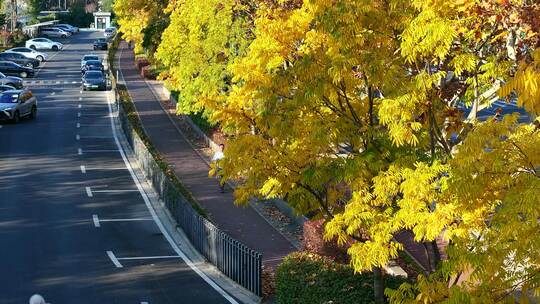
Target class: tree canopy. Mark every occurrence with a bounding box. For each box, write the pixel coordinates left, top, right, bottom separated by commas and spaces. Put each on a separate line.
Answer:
114, 0, 540, 302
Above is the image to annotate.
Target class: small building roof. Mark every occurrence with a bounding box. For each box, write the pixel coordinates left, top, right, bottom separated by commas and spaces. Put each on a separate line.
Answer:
93, 12, 111, 17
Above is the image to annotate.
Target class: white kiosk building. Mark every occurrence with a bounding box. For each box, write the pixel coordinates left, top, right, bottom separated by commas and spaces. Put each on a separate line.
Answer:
93, 12, 111, 30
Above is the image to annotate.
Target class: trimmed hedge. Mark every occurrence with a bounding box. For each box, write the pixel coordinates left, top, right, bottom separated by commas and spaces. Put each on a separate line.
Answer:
276, 252, 407, 304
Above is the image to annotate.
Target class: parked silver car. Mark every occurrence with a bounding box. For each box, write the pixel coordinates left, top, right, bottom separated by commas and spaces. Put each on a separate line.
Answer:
0, 89, 37, 123
40, 27, 72, 38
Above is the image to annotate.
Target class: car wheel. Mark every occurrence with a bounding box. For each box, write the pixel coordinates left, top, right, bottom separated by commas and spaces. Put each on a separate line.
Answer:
30, 45, 36, 50
11, 111, 20, 124
52, 45, 59, 51
6, 83, 15, 88
29, 106, 37, 119
61, 34, 67, 38
36, 55, 44, 62
20, 72, 28, 78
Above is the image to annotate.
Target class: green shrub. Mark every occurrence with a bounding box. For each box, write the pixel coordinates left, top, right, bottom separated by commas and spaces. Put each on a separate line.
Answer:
276, 252, 407, 304
188, 111, 215, 136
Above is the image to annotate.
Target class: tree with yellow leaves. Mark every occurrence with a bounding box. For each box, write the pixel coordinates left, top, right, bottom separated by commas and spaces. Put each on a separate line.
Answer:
209, 0, 539, 302
155, 0, 254, 116
114, 0, 540, 302
113, 0, 168, 53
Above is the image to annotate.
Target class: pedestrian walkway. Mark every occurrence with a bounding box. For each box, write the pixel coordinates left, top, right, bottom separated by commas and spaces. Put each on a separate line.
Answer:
115, 41, 297, 268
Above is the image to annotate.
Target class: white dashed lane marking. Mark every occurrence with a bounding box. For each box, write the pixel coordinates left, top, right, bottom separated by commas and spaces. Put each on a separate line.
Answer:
23, 80, 82, 85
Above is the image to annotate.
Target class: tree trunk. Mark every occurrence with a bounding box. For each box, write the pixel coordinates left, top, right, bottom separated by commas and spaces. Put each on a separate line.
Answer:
423, 241, 441, 273
373, 266, 385, 303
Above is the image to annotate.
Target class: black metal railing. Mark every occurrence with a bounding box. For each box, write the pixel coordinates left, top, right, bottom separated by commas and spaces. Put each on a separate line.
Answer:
109, 62, 262, 296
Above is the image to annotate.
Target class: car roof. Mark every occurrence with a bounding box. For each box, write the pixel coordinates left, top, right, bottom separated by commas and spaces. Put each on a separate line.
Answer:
83, 54, 99, 58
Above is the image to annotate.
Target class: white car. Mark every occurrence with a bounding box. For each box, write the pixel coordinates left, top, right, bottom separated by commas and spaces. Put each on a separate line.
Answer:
5, 47, 48, 62
56, 24, 79, 33
25, 38, 63, 51
104, 27, 117, 39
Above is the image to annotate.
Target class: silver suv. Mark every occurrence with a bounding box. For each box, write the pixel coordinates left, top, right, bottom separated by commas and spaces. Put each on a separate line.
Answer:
0, 89, 37, 123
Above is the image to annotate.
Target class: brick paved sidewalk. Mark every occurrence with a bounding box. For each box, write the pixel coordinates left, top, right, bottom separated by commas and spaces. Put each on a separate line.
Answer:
115, 41, 297, 268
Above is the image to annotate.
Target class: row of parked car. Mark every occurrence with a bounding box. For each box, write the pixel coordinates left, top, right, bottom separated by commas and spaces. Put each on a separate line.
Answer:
0, 24, 84, 123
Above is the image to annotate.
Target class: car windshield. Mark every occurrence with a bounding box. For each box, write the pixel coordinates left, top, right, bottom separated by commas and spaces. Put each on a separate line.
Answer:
84, 56, 99, 61
86, 60, 102, 66
85, 72, 102, 79
96, 39, 106, 42
0, 93, 18, 104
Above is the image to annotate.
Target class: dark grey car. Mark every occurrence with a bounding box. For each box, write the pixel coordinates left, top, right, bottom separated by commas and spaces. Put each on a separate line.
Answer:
0, 72, 23, 89
0, 89, 37, 123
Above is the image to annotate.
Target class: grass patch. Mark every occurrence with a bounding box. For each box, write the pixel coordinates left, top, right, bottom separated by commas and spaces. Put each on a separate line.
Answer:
276, 252, 408, 304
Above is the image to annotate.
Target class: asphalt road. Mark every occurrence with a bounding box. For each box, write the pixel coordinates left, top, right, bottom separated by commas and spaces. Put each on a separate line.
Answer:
0, 31, 234, 304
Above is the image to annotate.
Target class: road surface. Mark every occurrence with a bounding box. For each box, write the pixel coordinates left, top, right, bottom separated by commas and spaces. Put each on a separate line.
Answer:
0, 31, 235, 304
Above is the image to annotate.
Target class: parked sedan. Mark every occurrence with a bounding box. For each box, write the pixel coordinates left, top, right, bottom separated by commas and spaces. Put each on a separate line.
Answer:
0, 72, 23, 88
82, 71, 107, 91
0, 89, 37, 123
0, 52, 40, 68
56, 24, 79, 33
53, 25, 77, 34
93, 38, 108, 50
81, 60, 104, 74
26, 38, 63, 51
5, 47, 48, 62
0, 61, 34, 78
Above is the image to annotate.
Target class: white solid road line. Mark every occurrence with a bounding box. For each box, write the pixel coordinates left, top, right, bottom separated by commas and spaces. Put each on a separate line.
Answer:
78, 124, 110, 127
98, 218, 153, 222
78, 104, 82, 108
85, 187, 93, 197
76, 122, 80, 128
77, 112, 81, 117
83, 166, 127, 171
79, 97, 83, 101
105, 93, 239, 304
76, 134, 80, 140
92, 214, 101, 227
80, 165, 86, 173
106, 251, 123, 268
77, 148, 82, 155
91, 189, 140, 193
116, 255, 181, 261
80, 149, 120, 153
